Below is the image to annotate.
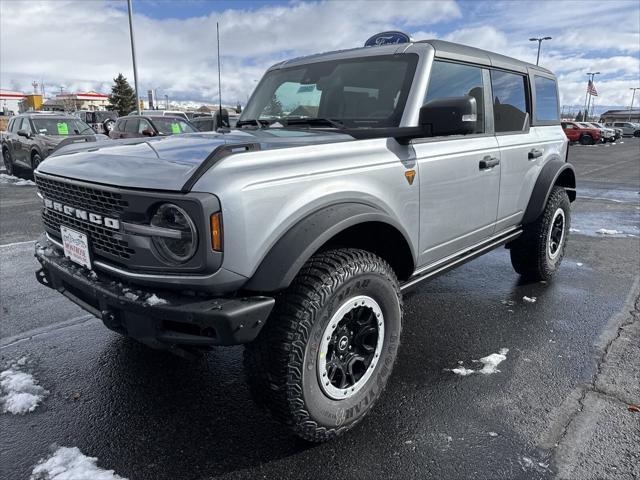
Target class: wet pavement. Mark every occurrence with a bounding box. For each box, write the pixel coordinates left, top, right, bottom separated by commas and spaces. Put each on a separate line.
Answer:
1, 139, 639, 479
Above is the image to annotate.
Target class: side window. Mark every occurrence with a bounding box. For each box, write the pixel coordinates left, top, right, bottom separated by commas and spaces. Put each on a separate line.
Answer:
534, 76, 559, 122
424, 60, 485, 134
19, 118, 32, 133
491, 70, 528, 133
115, 119, 126, 131
124, 119, 139, 133
8, 118, 16, 132
138, 119, 152, 133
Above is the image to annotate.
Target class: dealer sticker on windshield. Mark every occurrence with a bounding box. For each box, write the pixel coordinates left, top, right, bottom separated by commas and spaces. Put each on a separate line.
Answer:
60, 226, 91, 269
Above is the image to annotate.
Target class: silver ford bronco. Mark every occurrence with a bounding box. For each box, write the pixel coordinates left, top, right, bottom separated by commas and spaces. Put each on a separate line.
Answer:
34, 34, 575, 442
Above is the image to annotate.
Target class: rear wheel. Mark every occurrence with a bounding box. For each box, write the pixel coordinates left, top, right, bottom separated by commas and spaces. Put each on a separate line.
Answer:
2, 147, 14, 175
244, 248, 402, 442
510, 186, 571, 281
579, 134, 593, 145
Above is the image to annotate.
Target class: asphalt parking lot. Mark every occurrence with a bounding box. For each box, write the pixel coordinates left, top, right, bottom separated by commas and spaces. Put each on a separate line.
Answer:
1, 139, 639, 479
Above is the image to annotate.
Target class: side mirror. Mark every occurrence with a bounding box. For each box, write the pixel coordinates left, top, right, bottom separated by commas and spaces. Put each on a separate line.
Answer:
17, 129, 31, 138
419, 96, 478, 136
142, 128, 155, 137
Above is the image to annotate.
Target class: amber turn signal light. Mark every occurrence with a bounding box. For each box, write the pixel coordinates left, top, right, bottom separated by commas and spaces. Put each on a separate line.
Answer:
210, 212, 223, 251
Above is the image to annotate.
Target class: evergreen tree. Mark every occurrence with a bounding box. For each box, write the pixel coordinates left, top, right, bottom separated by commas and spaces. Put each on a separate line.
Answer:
575, 110, 583, 122
108, 73, 137, 116
264, 96, 283, 116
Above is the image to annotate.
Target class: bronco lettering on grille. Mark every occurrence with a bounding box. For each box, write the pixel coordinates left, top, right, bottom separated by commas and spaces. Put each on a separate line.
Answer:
43, 198, 120, 230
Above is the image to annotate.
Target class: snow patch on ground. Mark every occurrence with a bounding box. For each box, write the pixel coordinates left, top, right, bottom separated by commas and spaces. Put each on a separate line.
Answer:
1, 366, 48, 415
0, 173, 36, 186
518, 456, 549, 473
146, 294, 168, 306
596, 228, 623, 235
30, 446, 127, 480
576, 262, 583, 266
523, 296, 537, 303
446, 348, 509, 376
569, 228, 581, 233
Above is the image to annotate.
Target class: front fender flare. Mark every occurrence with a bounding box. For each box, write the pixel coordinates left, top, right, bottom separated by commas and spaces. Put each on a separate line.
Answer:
244, 202, 413, 292
522, 159, 576, 225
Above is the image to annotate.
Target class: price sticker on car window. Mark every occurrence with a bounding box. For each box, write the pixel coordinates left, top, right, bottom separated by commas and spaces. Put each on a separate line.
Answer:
171, 122, 181, 134
57, 122, 69, 135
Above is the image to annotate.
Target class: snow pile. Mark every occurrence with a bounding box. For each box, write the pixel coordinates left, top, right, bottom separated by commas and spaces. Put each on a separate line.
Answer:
522, 296, 537, 303
447, 348, 510, 376
146, 294, 168, 306
569, 228, 581, 233
596, 228, 622, 235
30, 446, 127, 480
518, 456, 549, 473
0, 173, 36, 186
576, 262, 583, 266
1, 364, 48, 415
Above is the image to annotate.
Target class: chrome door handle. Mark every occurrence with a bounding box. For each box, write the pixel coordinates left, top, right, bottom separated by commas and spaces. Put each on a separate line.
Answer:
528, 148, 543, 160
479, 156, 500, 170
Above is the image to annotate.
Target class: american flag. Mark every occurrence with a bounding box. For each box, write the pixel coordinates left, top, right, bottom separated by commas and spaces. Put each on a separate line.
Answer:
587, 80, 598, 96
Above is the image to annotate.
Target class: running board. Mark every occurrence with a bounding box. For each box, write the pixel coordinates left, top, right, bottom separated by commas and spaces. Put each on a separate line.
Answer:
400, 229, 522, 292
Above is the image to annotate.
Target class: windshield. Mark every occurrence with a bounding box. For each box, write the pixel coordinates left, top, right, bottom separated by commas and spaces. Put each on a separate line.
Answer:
32, 118, 94, 135
152, 118, 197, 135
241, 54, 418, 128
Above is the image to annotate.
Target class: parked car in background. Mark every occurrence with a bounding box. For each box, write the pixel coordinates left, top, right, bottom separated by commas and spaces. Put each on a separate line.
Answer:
127, 110, 189, 121
610, 122, 640, 137
190, 110, 240, 131
561, 121, 602, 144
585, 122, 616, 142
1, 113, 108, 175
75, 110, 118, 134
109, 115, 197, 139
602, 123, 623, 139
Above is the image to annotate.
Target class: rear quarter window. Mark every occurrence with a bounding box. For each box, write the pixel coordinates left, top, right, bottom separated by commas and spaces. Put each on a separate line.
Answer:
533, 76, 559, 122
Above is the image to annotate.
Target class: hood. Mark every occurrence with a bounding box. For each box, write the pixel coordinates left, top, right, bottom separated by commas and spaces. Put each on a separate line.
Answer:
37, 129, 354, 191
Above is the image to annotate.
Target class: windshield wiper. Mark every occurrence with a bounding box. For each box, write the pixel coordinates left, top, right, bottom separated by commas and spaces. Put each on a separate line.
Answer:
284, 117, 345, 129
236, 118, 270, 128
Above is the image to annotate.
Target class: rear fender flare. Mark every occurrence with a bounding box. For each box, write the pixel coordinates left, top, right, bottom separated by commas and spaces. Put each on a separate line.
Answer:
522, 159, 576, 224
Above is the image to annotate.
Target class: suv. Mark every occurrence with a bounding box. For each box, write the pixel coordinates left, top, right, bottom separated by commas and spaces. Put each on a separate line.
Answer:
586, 122, 616, 142
75, 110, 118, 134
610, 122, 640, 136
33, 35, 575, 442
109, 115, 197, 139
2, 113, 107, 176
561, 121, 602, 144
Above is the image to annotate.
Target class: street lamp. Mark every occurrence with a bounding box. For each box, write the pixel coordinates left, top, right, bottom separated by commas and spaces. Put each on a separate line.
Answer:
127, 0, 141, 114
629, 87, 640, 121
529, 36, 552, 66
583, 71, 600, 121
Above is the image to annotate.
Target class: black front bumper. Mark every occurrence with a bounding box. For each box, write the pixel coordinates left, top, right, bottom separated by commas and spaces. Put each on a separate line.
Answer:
34, 236, 274, 347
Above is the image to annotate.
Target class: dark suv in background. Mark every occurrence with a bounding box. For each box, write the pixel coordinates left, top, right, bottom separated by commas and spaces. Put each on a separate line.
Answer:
1, 113, 107, 176
109, 115, 197, 139
75, 110, 118, 134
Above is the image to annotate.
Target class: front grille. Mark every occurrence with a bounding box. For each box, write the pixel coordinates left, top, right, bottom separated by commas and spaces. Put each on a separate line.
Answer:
43, 209, 135, 260
35, 175, 128, 217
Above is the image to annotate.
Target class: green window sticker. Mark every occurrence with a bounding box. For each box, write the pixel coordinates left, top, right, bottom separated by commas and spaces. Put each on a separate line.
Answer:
57, 122, 69, 135
171, 122, 181, 134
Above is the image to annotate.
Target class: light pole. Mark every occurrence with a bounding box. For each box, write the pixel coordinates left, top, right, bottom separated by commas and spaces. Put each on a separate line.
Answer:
629, 87, 640, 121
529, 36, 552, 66
583, 71, 600, 121
127, 0, 141, 114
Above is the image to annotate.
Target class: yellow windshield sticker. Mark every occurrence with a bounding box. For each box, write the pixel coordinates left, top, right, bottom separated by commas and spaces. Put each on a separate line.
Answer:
57, 122, 69, 135
171, 122, 181, 134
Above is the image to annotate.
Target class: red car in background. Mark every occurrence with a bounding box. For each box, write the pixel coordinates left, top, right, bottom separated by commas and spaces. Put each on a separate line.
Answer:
561, 121, 602, 145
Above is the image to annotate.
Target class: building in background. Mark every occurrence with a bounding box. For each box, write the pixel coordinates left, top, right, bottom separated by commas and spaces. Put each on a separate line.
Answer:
42, 91, 109, 112
0, 89, 26, 115
599, 109, 640, 123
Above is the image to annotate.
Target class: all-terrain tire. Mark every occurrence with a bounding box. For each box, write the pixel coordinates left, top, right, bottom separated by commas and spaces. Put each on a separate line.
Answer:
510, 186, 571, 281
243, 248, 402, 442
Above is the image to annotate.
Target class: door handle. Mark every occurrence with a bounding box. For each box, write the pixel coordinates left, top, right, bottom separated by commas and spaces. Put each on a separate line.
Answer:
528, 148, 543, 160
479, 156, 500, 170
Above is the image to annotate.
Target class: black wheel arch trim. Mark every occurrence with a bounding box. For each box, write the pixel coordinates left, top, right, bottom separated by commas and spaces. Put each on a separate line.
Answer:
522, 159, 576, 225
244, 202, 415, 292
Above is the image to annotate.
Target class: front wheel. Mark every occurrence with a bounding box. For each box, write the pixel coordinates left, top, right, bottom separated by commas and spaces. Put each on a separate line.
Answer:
2, 148, 14, 175
31, 152, 42, 172
510, 186, 571, 281
244, 248, 402, 442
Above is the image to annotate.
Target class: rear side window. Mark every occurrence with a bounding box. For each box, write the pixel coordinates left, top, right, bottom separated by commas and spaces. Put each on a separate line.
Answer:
534, 76, 559, 122
424, 60, 485, 134
115, 119, 126, 131
124, 119, 139, 133
491, 70, 528, 132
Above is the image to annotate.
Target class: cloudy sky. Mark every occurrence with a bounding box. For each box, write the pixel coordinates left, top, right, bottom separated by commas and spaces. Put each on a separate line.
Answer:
1, 0, 639, 110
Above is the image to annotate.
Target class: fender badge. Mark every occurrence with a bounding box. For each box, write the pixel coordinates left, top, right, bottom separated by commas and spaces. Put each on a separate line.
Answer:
405, 169, 416, 185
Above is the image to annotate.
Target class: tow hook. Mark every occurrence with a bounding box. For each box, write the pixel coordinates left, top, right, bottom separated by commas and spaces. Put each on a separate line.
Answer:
35, 268, 52, 289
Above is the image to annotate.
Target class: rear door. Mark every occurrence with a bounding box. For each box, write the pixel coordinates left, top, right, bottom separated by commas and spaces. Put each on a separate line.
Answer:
491, 69, 540, 231
414, 60, 501, 266
123, 118, 140, 138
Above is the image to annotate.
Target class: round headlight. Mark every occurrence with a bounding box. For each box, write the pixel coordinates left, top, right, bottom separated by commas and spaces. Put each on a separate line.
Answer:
150, 203, 198, 264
